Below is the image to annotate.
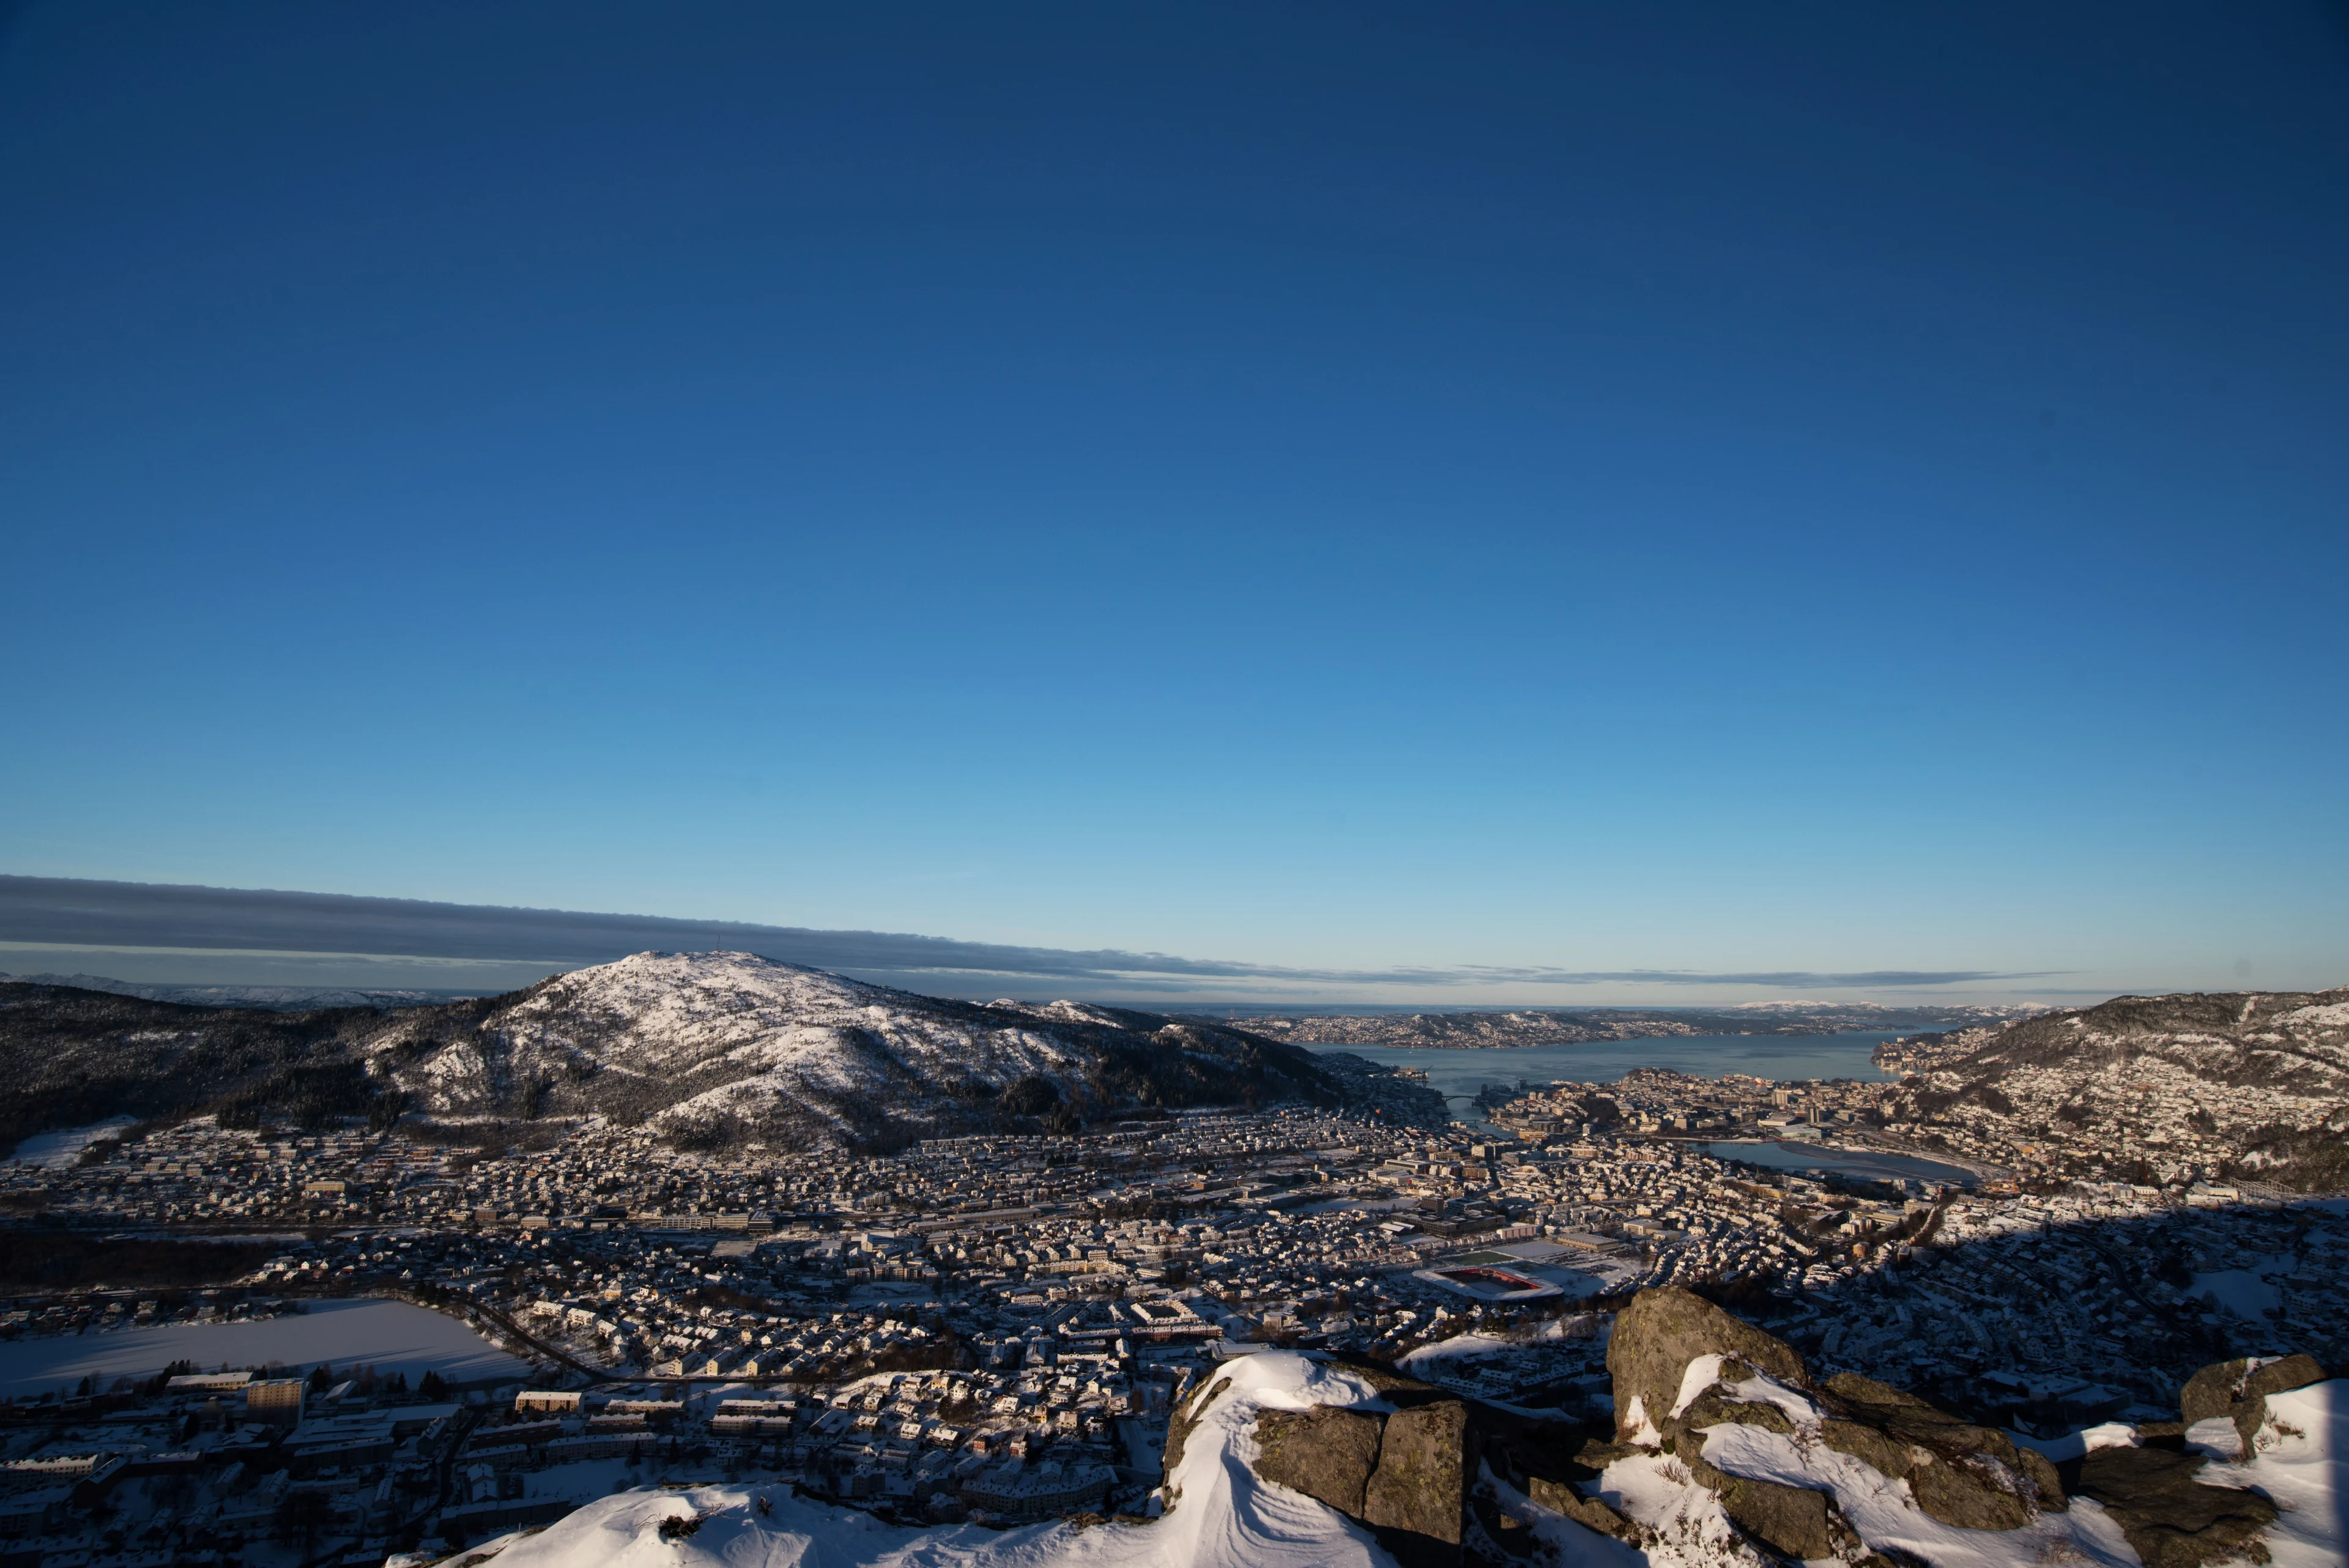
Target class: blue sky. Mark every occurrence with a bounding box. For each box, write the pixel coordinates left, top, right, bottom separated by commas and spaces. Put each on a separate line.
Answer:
2, 3, 2345, 1003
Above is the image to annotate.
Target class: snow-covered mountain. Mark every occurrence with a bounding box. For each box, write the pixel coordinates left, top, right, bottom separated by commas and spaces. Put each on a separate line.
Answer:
373, 951, 1346, 1150
1882, 986, 2349, 1189
2006, 989, 2345, 1086
0, 953, 1384, 1155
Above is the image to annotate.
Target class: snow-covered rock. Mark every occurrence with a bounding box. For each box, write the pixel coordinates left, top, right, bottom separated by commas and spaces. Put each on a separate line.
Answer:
2199, 1378, 2344, 1568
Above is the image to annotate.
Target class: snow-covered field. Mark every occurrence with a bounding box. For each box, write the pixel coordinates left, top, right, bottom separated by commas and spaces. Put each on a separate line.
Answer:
2192, 1258, 2288, 1320
0, 1298, 526, 1397
9, 1115, 138, 1168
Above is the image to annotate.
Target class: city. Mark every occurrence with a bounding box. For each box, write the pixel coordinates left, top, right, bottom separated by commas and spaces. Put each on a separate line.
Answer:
3, 1031, 2340, 1566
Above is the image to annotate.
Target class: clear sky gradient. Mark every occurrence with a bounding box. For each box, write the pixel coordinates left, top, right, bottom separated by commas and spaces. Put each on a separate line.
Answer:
2, 4, 2345, 1003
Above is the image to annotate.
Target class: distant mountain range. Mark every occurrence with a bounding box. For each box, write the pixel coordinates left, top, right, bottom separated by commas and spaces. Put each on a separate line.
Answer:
0, 972, 484, 1009
0, 953, 1447, 1157
1217, 1001, 2044, 1050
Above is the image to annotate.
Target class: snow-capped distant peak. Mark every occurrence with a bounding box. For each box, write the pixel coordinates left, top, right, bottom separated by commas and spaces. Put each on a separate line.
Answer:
377, 950, 1336, 1151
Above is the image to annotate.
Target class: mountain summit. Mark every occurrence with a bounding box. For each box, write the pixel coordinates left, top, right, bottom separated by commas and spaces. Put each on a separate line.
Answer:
0, 952, 1401, 1156
377, 950, 1344, 1149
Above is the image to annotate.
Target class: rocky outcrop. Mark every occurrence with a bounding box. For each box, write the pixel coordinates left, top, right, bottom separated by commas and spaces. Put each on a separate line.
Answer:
1239, 1365, 1516, 1567
1605, 1290, 2065, 1532
1250, 1406, 1381, 1517
1360, 1400, 1474, 1547
1594, 1287, 2086, 1559
2073, 1446, 2277, 1568
2057, 1351, 2325, 1568
1819, 1373, 2065, 1528
2178, 1352, 2325, 1456
1159, 1365, 1230, 1502
1606, 1285, 1810, 1446
1597, 1287, 2334, 1567
1249, 1289, 2070, 1564
1523, 1476, 1635, 1540
1239, 1296, 2325, 1568
1685, 1453, 1834, 1559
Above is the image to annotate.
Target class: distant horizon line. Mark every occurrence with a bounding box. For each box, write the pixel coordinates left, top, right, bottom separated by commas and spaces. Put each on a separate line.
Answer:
0, 871, 2282, 1006
1, 963, 2101, 1016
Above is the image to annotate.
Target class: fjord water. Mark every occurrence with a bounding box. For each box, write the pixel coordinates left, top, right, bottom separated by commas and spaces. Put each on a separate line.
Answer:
1302, 1031, 1989, 1186
1304, 1030, 1903, 1105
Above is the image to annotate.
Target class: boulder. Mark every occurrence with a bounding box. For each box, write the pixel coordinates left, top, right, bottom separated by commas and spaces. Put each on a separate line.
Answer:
2180, 1353, 2326, 1455
1819, 1417, 1918, 1480
1603, 1287, 2080, 1547
1251, 1406, 1383, 1517
1233, 1363, 1511, 1564
1338, 1361, 1455, 1406
2177, 1359, 2243, 1426
1497, 1426, 1647, 1543
2075, 1446, 2277, 1568
1605, 1287, 1809, 1445
1726, 1478, 1833, 1562
1572, 1436, 1644, 1470
1820, 1371, 2064, 1518
2243, 1353, 2327, 1403
1688, 1454, 1833, 1561
1905, 1452, 2032, 1533
1362, 1399, 1474, 1548
1680, 1388, 1794, 1435
2011, 1447, 2068, 1512
1525, 1477, 1637, 1540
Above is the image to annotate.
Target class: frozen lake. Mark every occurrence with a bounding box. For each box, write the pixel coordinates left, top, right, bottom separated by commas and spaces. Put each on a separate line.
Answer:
1690, 1139, 1982, 1187
0, 1297, 529, 1398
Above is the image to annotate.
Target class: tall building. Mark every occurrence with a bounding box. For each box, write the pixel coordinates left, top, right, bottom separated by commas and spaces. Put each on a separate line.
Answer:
245, 1379, 305, 1427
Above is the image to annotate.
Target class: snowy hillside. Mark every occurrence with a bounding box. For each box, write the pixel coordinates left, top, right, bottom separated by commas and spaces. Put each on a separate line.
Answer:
374, 951, 1345, 1151
1884, 986, 2349, 1190
1956, 988, 2349, 1095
